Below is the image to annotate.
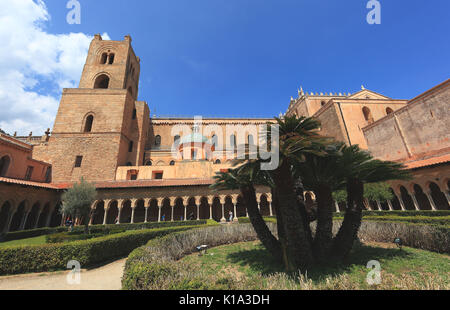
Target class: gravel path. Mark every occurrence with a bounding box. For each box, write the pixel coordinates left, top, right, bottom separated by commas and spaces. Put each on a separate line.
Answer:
0, 258, 126, 290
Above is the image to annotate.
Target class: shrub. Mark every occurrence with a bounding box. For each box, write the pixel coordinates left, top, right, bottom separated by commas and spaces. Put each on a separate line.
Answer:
0, 223, 216, 276
0, 219, 212, 243
122, 224, 275, 289
122, 222, 449, 290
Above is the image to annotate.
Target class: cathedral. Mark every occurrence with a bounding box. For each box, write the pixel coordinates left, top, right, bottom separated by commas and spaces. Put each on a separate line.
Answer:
0, 35, 449, 233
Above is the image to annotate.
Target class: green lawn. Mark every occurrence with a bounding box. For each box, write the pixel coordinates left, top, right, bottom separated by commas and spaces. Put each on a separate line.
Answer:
181, 241, 450, 290
0, 235, 47, 248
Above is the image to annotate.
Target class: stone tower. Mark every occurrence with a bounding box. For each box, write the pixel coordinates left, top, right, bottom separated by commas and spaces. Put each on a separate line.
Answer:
34, 35, 149, 183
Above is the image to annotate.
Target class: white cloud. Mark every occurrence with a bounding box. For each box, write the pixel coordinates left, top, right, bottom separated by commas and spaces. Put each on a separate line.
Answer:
0, 0, 109, 135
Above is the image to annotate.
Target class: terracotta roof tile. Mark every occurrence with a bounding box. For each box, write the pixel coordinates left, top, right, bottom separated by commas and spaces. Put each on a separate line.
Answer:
403, 154, 450, 170
0, 177, 58, 189
53, 178, 216, 190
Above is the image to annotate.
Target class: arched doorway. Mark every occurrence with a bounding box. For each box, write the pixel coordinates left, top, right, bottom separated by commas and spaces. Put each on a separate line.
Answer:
9, 201, 26, 232
185, 198, 196, 221
400, 186, 415, 210
236, 196, 246, 217
429, 182, 450, 210
37, 203, 51, 228
49, 203, 62, 227
120, 200, 133, 223
24, 202, 41, 230
148, 199, 159, 222
91, 201, 105, 225
390, 188, 402, 210
199, 197, 209, 219
413, 184, 431, 210
173, 198, 185, 221
212, 197, 222, 222
259, 195, 270, 216
106, 201, 119, 224
160, 198, 171, 221
224, 197, 234, 222
134, 200, 146, 223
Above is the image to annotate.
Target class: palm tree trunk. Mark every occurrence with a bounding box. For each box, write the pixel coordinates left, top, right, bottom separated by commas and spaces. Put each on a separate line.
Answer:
240, 184, 282, 263
331, 178, 364, 262
294, 178, 314, 247
272, 159, 314, 272
271, 188, 289, 269
313, 183, 334, 263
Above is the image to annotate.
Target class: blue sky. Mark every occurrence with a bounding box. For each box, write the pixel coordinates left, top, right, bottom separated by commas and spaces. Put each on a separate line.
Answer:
1, 0, 449, 134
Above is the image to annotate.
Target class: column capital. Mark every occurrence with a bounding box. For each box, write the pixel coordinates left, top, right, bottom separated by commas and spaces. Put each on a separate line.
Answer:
219, 196, 226, 205
157, 198, 164, 207
182, 196, 190, 206
231, 194, 239, 204
194, 196, 202, 205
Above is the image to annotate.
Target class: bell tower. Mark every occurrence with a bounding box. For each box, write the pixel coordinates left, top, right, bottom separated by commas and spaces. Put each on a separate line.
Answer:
79, 34, 140, 100
34, 35, 149, 183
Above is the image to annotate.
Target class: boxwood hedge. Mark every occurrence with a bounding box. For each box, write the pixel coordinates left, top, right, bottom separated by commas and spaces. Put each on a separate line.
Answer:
0, 219, 213, 243
0, 222, 217, 276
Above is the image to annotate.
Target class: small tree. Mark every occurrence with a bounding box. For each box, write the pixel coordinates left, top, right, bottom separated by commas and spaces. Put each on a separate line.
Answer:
60, 178, 97, 234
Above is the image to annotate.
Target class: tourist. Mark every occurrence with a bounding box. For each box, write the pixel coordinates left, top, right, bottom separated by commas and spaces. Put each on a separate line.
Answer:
229, 211, 233, 222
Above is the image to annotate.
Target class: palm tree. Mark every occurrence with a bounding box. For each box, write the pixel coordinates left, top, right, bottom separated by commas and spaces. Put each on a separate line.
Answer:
330, 145, 411, 261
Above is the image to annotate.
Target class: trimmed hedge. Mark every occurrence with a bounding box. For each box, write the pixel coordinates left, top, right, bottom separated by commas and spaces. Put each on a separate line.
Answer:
0, 223, 217, 276
0, 219, 213, 243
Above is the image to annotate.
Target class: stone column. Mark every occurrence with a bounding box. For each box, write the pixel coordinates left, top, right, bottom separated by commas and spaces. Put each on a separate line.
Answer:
376, 200, 382, 211
335, 201, 340, 213
196, 197, 201, 220
34, 210, 42, 229
394, 193, 406, 211
409, 192, 420, 211
425, 191, 437, 211
268, 202, 273, 217
208, 197, 213, 220
443, 190, 450, 207
220, 197, 226, 223
130, 199, 138, 224
144, 199, 150, 223
103, 200, 111, 225
117, 199, 124, 224
183, 197, 189, 221
170, 198, 176, 222
157, 199, 163, 222
3, 210, 13, 233
387, 200, 394, 211
89, 202, 96, 226
20, 211, 30, 230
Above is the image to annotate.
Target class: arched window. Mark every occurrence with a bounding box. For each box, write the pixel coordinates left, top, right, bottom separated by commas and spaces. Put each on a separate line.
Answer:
145, 160, 153, 166
0, 156, 11, 177
174, 135, 180, 147
362, 107, 374, 124
84, 115, 94, 133
386, 107, 394, 115
108, 53, 115, 64
215, 159, 221, 165
230, 134, 236, 148
170, 161, 175, 166
321, 101, 326, 107
155, 135, 161, 147
100, 53, 108, 64
211, 135, 218, 148
248, 134, 254, 146
94, 75, 110, 89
